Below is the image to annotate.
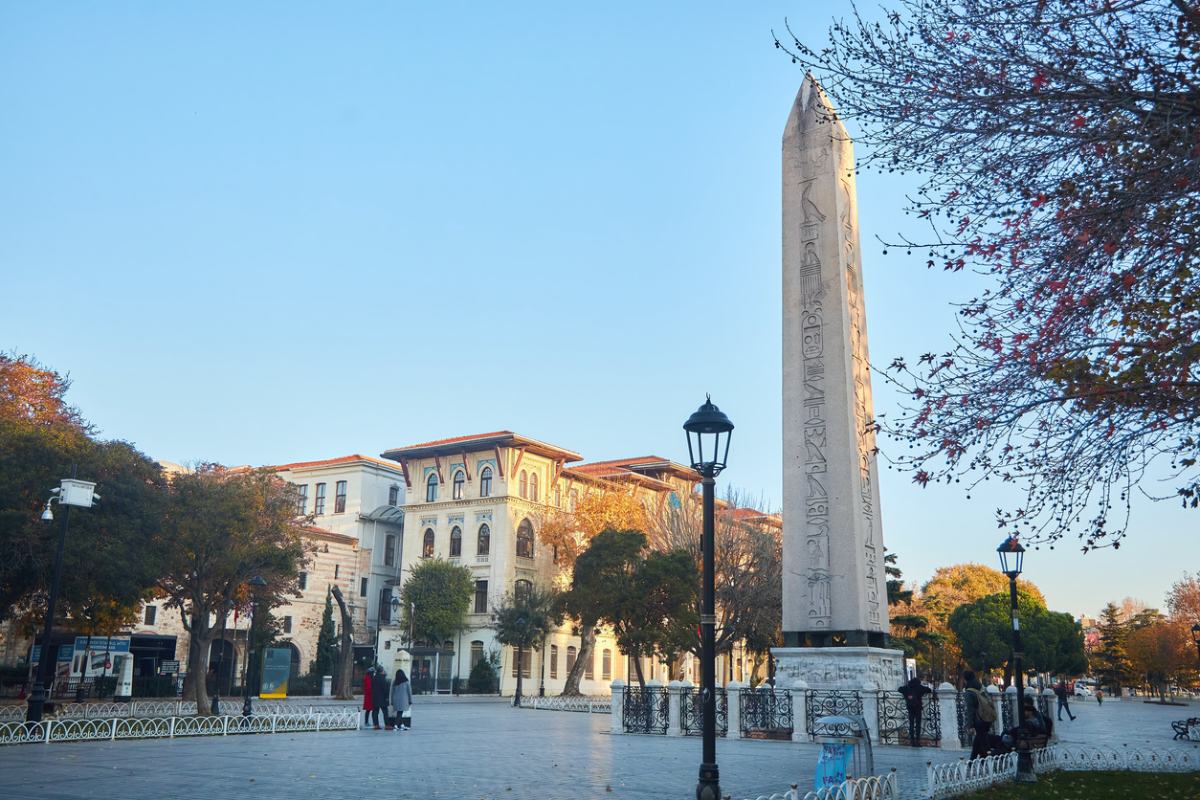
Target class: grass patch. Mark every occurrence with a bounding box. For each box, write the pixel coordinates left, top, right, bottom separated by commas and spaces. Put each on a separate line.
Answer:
961, 770, 1200, 799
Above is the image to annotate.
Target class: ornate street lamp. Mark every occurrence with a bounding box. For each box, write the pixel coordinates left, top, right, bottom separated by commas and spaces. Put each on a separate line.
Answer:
27, 478, 100, 723
684, 395, 734, 800
997, 536, 1035, 783
242, 575, 268, 717
1191, 623, 1200, 663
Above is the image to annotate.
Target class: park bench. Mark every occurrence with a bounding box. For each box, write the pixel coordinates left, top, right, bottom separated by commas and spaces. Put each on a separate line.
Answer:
1171, 718, 1198, 740
1015, 732, 1051, 753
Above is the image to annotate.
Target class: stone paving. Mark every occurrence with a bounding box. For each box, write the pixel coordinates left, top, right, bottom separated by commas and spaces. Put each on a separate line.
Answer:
0, 695, 1195, 800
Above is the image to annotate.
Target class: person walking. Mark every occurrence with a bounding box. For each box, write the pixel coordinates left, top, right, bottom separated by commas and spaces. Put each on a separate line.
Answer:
371, 664, 391, 730
1095, 688, 1104, 706
1053, 681, 1076, 721
391, 668, 413, 731
898, 675, 932, 747
362, 666, 376, 729
963, 671, 997, 759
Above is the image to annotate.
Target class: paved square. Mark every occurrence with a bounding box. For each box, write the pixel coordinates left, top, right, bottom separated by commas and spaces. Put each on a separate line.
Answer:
0, 696, 1195, 800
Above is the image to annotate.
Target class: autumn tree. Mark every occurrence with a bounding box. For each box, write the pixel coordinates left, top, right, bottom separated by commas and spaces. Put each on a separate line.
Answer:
1127, 620, 1197, 700
885, 552, 946, 677
157, 467, 309, 714
777, 1, 1200, 547
1166, 573, 1200, 625
540, 487, 649, 695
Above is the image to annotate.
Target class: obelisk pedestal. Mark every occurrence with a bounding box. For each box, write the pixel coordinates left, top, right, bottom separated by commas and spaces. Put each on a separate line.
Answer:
772, 75, 903, 692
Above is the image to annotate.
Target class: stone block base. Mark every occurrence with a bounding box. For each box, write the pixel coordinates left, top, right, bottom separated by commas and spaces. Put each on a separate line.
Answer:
772, 646, 904, 691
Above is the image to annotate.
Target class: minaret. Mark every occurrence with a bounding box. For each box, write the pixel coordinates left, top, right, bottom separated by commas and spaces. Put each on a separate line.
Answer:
774, 75, 902, 691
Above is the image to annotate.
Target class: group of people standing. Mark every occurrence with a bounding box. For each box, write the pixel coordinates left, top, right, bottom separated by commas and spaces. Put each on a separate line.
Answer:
962, 670, 1060, 759
362, 665, 413, 731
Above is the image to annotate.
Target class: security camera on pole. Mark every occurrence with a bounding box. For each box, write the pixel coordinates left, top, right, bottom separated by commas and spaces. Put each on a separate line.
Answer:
27, 477, 100, 723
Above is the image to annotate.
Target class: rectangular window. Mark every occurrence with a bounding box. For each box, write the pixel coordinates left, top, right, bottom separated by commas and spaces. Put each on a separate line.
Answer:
295, 484, 308, 515
143, 606, 156, 626
360, 577, 368, 597
298, 572, 307, 590
379, 589, 393, 624
550, 644, 558, 679
602, 649, 612, 680
315, 483, 326, 515
510, 648, 532, 678
384, 534, 396, 567
474, 580, 488, 614
335, 480, 347, 514
283, 616, 292, 634
585, 652, 594, 680
334, 564, 339, 579
388, 485, 399, 506
470, 641, 484, 669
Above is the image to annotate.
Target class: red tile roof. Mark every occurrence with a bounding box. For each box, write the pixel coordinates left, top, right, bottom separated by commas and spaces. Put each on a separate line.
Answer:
298, 525, 358, 544
382, 431, 582, 463
393, 431, 515, 450
268, 454, 404, 473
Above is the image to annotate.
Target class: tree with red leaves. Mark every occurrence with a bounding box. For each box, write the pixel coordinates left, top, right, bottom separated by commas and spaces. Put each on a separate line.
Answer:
776, 0, 1200, 549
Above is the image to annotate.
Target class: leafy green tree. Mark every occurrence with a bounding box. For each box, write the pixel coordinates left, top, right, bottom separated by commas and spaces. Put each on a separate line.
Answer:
1093, 602, 1134, 691
609, 549, 698, 689
467, 650, 499, 694
1024, 610, 1087, 678
493, 584, 561, 703
399, 559, 473, 646
157, 466, 309, 714
948, 590, 1049, 685
309, 587, 338, 679
561, 529, 646, 695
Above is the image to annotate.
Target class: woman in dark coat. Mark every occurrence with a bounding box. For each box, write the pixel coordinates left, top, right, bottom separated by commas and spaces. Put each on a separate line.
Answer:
362, 667, 375, 728
391, 668, 413, 730
371, 666, 391, 729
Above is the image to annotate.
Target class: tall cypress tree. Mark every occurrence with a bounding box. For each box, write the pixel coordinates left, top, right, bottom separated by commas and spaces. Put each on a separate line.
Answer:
310, 588, 338, 678
1093, 602, 1132, 691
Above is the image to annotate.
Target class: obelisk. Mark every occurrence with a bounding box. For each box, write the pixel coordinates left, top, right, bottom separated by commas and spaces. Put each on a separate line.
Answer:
772, 76, 903, 691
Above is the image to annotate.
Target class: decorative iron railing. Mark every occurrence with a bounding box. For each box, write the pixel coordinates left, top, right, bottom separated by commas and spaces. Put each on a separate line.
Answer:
805, 690, 862, 737
741, 688, 793, 740
622, 686, 669, 734
1000, 693, 1015, 730
876, 690, 941, 746
680, 687, 728, 737
0, 709, 359, 747
0, 699, 355, 722
927, 750, 1017, 799
954, 690, 973, 748
1035, 692, 1051, 721
517, 695, 610, 713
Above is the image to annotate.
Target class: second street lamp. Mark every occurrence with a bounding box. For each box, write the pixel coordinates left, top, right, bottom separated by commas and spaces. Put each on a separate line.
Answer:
996, 536, 1035, 783
684, 395, 733, 800
242, 575, 268, 717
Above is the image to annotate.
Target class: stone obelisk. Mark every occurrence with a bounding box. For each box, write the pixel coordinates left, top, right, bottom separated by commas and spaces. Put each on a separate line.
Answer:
772, 76, 903, 691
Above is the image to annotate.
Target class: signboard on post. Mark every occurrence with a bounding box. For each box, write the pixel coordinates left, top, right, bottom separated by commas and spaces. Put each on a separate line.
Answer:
159, 660, 180, 675
814, 741, 855, 790
259, 648, 291, 698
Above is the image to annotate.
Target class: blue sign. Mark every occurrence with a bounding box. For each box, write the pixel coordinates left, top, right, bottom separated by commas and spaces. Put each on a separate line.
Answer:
814, 742, 855, 790
30, 645, 72, 664
73, 636, 130, 654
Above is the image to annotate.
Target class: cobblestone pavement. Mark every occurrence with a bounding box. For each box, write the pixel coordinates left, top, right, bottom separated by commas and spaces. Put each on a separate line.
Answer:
0, 696, 1196, 800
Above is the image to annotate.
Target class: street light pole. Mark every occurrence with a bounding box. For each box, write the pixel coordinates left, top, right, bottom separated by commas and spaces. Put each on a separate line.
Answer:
242, 575, 267, 717
683, 396, 734, 800
997, 536, 1034, 783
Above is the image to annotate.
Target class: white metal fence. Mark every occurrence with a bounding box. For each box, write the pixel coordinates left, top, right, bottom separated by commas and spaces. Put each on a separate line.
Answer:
516, 695, 611, 714
743, 771, 899, 800
0, 699, 355, 722
0, 708, 359, 746
926, 752, 1017, 799
1035, 744, 1199, 773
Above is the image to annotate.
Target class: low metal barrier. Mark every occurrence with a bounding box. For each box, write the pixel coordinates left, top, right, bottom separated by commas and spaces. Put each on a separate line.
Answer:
805, 690, 862, 738
927, 751, 1017, 799
516, 695, 610, 713
876, 690, 941, 746
622, 687, 669, 734
680, 687, 728, 737
0, 709, 359, 747
741, 688, 793, 740
742, 771, 898, 800
1035, 744, 1199, 773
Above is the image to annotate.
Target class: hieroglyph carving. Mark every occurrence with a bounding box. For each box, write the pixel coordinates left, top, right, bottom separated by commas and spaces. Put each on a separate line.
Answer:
799, 128, 832, 629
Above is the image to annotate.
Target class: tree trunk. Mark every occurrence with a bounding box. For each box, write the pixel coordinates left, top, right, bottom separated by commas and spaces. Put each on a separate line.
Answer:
186, 604, 214, 715
330, 586, 355, 701
561, 623, 596, 696
631, 652, 646, 690
514, 644, 524, 705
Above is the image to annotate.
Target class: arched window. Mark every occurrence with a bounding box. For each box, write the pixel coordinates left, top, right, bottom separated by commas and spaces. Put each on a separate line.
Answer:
554, 485, 561, 507
602, 649, 612, 680
550, 644, 559, 679
518, 470, 528, 499
450, 526, 462, 557
566, 646, 577, 674
516, 519, 535, 559
477, 524, 490, 556
514, 579, 532, 604
426, 473, 438, 503
470, 640, 485, 669
384, 534, 396, 566
568, 489, 578, 511
453, 470, 465, 500
422, 528, 435, 558
480, 466, 492, 497
529, 472, 539, 502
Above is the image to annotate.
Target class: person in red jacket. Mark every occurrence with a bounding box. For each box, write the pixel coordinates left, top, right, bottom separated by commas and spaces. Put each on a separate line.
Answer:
362, 667, 376, 728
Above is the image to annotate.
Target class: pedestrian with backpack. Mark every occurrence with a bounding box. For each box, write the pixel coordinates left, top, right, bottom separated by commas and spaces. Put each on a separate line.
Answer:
963, 671, 996, 759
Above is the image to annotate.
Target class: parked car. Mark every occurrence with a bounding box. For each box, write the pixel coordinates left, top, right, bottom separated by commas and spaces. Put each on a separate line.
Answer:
1074, 683, 1093, 697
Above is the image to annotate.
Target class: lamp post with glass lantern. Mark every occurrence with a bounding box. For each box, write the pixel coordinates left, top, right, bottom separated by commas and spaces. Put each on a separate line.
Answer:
242, 575, 268, 717
27, 478, 100, 723
997, 536, 1035, 783
683, 396, 733, 800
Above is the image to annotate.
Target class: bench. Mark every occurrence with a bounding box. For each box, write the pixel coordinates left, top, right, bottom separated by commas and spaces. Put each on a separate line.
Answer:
1171, 718, 1199, 740
1015, 732, 1051, 752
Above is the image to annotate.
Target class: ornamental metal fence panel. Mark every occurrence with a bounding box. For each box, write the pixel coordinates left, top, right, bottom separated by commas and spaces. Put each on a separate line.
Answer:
927, 751, 1017, 799
954, 691, 972, 748
1035, 693, 1051, 721
517, 695, 610, 713
0, 709, 358, 747
805, 690, 862, 738
1036, 744, 1199, 773
622, 687, 669, 734
741, 688, 793, 740
680, 687, 728, 737
741, 771, 898, 800
1000, 694, 1014, 731
875, 691, 940, 746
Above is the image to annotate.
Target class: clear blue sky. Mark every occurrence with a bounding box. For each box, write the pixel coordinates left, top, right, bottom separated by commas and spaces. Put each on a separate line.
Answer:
1, 2, 1191, 618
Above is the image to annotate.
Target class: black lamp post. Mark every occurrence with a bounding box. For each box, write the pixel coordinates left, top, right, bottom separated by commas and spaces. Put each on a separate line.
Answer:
997, 536, 1035, 783
1191, 623, 1200, 664
684, 395, 733, 800
242, 575, 268, 717
27, 478, 99, 723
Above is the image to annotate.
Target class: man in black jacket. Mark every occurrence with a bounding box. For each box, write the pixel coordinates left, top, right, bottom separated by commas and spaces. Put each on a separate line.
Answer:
898, 675, 932, 746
